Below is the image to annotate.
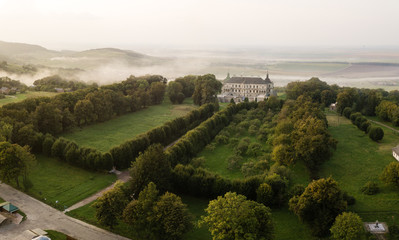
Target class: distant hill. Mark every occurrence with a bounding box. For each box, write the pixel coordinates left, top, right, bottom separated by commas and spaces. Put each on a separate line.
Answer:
0, 40, 59, 61
0, 40, 165, 69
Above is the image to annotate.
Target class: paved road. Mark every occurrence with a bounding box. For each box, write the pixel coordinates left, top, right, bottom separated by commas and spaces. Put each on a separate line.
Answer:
0, 183, 130, 240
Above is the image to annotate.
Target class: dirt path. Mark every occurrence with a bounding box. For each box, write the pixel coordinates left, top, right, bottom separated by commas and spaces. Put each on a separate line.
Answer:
64, 170, 131, 213
0, 183, 130, 240
369, 120, 399, 133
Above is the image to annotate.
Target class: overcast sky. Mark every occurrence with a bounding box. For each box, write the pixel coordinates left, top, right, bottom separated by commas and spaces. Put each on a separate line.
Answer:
0, 0, 398, 50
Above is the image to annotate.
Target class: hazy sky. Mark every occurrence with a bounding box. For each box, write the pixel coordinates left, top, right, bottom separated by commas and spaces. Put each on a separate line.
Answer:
0, 0, 398, 50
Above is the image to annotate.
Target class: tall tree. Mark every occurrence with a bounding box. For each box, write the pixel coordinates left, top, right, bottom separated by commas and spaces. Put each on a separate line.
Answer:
0, 142, 35, 187
192, 74, 222, 106
149, 82, 166, 104
200, 192, 274, 240
289, 177, 347, 237
92, 181, 128, 229
123, 182, 192, 240
129, 144, 171, 195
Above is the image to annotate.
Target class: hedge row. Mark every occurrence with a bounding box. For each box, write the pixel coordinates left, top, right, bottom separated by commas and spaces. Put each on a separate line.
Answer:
43, 135, 113, 171
171, 164, 288, 206
165, 101, 257, 167
110, 103, 218, 169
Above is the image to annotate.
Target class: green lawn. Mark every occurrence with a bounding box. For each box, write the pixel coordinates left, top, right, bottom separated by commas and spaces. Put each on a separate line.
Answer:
321, 113, 399, 223
0, 91, 58, 106
45, 230, 71, 240
12, 155, 116, 210
60, 98, 196, 152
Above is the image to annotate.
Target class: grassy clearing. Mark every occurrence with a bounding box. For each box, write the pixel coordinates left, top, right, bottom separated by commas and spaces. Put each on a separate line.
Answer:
60, 98, 196, 152
0, 91, 58, 106
321, 113, 399, 222
11, 155, 116, 210
198, 133, 267, 179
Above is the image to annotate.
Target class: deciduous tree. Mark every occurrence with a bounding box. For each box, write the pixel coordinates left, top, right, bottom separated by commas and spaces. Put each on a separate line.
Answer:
289, 177, 347, 237
200, 192, 274, 240
330, 212, 364, 240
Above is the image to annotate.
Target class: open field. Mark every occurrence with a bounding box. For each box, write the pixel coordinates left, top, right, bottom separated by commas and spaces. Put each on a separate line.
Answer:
322, 113, 399, 223
10, 155, 116, 210
0, 91, 58, 106
269, 62, 349, 74
60, 98, 196, 152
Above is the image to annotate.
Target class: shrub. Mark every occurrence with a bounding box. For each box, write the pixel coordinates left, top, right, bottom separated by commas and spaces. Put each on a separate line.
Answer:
215, 135, 229, 145
227, 155, 244, 170
360, 121, 371, 133
191, 157, 205, 168
368, 126, 384, 142
246, 142, 262, 157
343, 107, 352, 118
350, 112, 362, 123
361, 181, 379, 195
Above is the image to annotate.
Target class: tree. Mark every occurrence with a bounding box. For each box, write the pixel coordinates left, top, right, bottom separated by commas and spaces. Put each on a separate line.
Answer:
175, 75, 196, 97
149, 82, 166, 104
381, 162, 399, 187
74, 99, 97, 126
167, 81, 184, 104
92, 181, 128, 229
34, 102, 63, 134
154, 192, 193, 240
200, 192, 274, 240
0, 142, 36, 187
369, 126, 384, 142
192, 74, 222, 105
289, 177, 347, 237
129, 144, 171, 195
0, 121, 13, 142
123, 182, 192, 240
330, 212, 364, 240
123, 182, 159, 239
256, 183, 273, 206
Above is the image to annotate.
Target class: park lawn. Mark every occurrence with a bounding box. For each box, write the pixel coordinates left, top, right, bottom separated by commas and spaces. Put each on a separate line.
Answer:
272, 208, 315, 240
12, 155, 116, 210
60, 98, 196, 152
45, 230, 71, 240
0, 91, 58, 106
181, 195, 212, 240
321, 114, 399, 223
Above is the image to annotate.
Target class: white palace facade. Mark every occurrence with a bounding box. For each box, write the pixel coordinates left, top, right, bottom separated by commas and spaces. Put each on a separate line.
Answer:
217, 73, 275, 103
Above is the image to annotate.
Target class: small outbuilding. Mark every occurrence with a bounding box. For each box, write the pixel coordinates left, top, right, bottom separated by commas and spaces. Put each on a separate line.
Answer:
392, 145, 399, 161
0, 202, 19, 213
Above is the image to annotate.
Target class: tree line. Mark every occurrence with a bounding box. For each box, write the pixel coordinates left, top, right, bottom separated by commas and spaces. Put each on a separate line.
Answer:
110, 103, 218, 169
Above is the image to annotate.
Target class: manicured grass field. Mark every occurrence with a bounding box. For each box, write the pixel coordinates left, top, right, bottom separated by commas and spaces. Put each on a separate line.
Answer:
321, 113, 399, 223
0, 91, 58, 106
45, 230, 70, 240
12, 155, 116, 210
60, 98, 196, 152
